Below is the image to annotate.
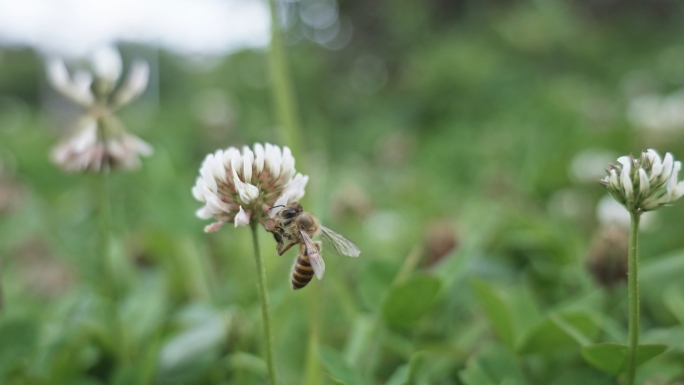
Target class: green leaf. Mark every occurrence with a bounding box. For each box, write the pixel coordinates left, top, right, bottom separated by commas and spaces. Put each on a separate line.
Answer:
381, 274, 442, 328
459, 343, 528, 385
225, 352, 267, 376
641, 249, 684, 285
0, 319, 39, 375
470, 279, 516, 350
663, 284, 684, 326
318, 346, 361, 385
517, 311, 599, 354
385, 364, 409, 385
155, 305, 230, 382
581, 343, 667, 375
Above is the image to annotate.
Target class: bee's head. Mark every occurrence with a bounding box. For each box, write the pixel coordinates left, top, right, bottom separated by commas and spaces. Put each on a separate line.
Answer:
275, 202, 304, 219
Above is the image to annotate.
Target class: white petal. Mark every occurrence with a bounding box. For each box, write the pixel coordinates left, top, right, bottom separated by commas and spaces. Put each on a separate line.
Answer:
661, 153, 674, 182
639, 168, 650, 195
91, 46, 122, 84
667, 161, 681, 193
281, 146, 295, 181
111, 60, 149, 108
222, 147, 238, 169
196, 205, 215, 219
617, 156, 631, 167
647, 149, 662, 177
46, 58, 95, 106
269, 194, 290, 218
264, 143, 282, 179
242, 146, 254, 183
202, 185, 232, 212
232, 169, 259, 204
254, 143, 265, 174
192, 178, 205, 202
234, 206, 251, 227
282, 173, 309, 202
212, 149, 227, 182
621, 163, 633, 199
200, 155, 218, 192
673, 181, 684, 201
609, 170, 619, 189
231, 151, 243, 177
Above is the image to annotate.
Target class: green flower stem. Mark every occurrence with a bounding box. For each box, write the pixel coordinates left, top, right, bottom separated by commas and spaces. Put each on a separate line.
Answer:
267, 0, 303, 160
626, 211, 641, 385
0, 259, 4, 312
95, 171, 115, 293
249, 221, 278, 385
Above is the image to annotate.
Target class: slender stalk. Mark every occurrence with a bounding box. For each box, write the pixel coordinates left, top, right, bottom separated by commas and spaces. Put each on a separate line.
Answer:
267, 0, 303, 160
249, 221, 278, 385
0, 258, 4, 312
626, 211, 641, 385
96, 171, 115, 293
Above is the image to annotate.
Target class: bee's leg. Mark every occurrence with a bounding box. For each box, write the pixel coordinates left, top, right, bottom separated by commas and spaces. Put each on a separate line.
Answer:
278, 241, 297, 256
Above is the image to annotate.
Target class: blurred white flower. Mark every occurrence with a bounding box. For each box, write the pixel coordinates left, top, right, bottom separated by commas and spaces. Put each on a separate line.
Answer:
46, 46, 152, 173
192, 143, 308, 232
628, 91, 684, 133
569, 148, 618, 183
596, 195, 655, 231
599, 149, 684, 212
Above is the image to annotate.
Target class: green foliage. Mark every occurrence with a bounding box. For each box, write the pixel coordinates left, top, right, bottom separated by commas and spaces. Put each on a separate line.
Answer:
581, 343, 667, 375
459, 344, 528, 385
2, 1, 684, 384
381, 274, 442, 329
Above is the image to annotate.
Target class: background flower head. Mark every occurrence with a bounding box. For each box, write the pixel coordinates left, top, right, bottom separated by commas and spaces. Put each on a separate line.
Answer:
46, 46, 152, 173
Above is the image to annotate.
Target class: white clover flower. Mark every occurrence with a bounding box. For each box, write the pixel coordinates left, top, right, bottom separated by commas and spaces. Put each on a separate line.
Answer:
46, 46, 152, 173
599, 149, 684, 212
192, 143, 308, 232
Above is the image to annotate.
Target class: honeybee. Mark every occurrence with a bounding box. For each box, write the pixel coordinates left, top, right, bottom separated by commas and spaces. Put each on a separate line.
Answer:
269, 202, 360, 290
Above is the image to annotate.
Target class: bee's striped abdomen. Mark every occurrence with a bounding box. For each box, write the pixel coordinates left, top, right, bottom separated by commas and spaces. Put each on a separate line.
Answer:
291, 252, 315, 290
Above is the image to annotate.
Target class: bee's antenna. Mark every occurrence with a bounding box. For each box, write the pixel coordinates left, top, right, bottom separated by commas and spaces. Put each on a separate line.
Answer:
269, 205, 285, 211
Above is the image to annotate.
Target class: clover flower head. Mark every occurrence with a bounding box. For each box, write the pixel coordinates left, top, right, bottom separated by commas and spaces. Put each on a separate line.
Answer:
599, 149, 684, 212
46, 46, 152, 173
192, 143, 309, 232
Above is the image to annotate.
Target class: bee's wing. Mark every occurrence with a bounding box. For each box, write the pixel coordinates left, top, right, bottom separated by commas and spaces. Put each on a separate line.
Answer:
300, 229, 325, 280
320, 226, 361, 257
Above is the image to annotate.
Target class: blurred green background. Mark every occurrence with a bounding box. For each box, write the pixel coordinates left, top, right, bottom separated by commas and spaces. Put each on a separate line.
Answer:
2, 0, 684, 384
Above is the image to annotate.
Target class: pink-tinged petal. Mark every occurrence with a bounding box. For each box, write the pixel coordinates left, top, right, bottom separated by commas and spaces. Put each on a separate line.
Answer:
204, 221, 225, 233
234, 206, 251, 227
